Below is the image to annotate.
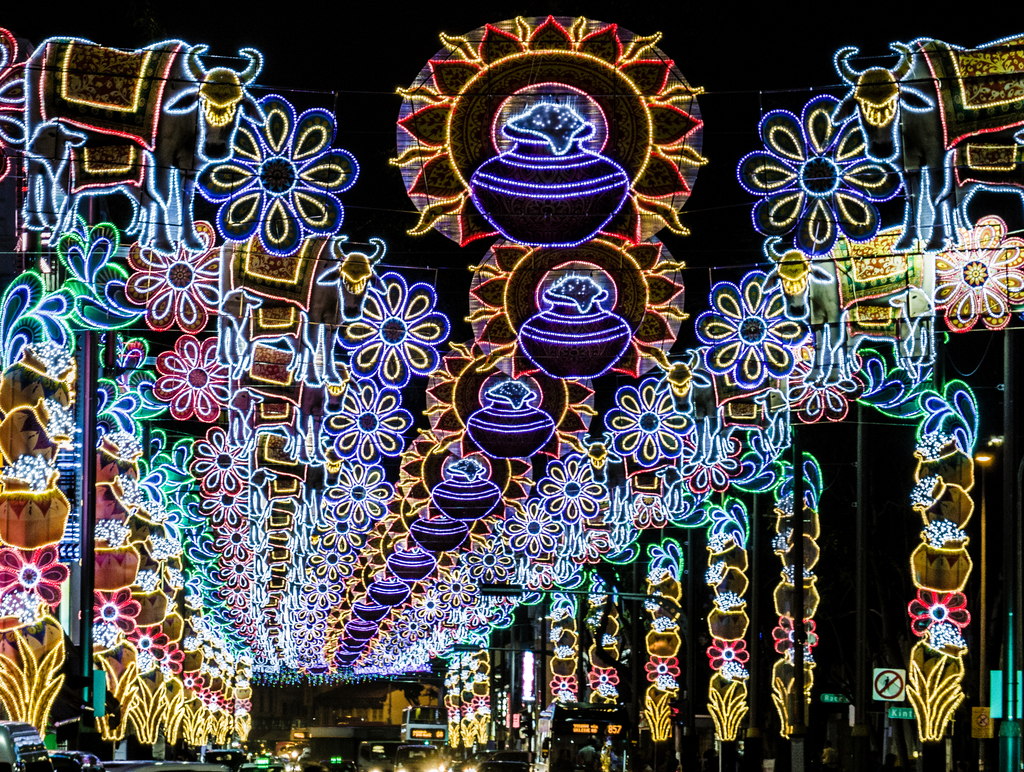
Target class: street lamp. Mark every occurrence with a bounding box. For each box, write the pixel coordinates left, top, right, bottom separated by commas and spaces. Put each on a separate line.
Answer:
976, 444, 997, 771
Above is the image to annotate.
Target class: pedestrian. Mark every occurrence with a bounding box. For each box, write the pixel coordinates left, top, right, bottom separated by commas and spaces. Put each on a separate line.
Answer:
821, 741, 838, 769
578, 738, 599, 772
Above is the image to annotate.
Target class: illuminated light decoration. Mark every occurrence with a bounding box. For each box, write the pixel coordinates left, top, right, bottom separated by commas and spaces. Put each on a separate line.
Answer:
430, 457, 502, 522
189, 427, 245, 496
606, 378, 691, 469
125, 221, 222, 333
737, 94, 901, 255
0, 546, 67, 611
834, 37, 1024, 251
324, 461, 393, 533
469, 238, 686, 378
425, 344, 593, 466
0, 618, 66, 733
351, 602, 390, 623
153, 335, 228, 423
54, 221, 141, 330
702, 499, 750, 742
643, 542, 682, 742
408, 515, 470, 553
933, 215, 1024, 332
548, 596, 580, 704
465, 379, 557, 460
770, 468, 822, 737
367, 578, 412, 608
897, 387, 978, 742
787, 347, 863, 424
585, 576, 622, 704
324, 379, 413, 464
519, 275, 631, 377
393, 16, 704, 246
763, 230, 936, 386
0, 28, 22, 185
537, 452, 607, 525
503, 501, 563, 558
197, 94, 358, 256
463, 542, 515, 583
697, 271, 807, 390
469, 102, 630, 247
341, 272, 450, 388
23, 38, 264, 253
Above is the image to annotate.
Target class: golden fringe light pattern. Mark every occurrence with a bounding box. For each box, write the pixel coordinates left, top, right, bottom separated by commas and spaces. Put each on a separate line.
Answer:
586, 577, 621, 704
906, 432, 975, 741
770, 487, 820, 736
548, 595, 580, 703
705, 511, 750, 742
643, 543, 682, 743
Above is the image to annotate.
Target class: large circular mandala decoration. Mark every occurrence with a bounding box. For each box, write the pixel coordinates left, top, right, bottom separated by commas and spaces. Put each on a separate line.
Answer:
392, 16, 704, 246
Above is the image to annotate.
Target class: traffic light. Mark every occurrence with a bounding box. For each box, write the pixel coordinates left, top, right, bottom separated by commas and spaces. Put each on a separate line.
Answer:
669, 698, 682, 722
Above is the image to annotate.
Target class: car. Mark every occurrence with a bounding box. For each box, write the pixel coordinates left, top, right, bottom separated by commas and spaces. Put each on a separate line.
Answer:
477, 763, 528, 772
0, 723, 52, 772
49, 754, 102, 772
239, 764, 285, 772
205, 753, 245, 772
394, 747, 444, 772
103, 764, 231, 772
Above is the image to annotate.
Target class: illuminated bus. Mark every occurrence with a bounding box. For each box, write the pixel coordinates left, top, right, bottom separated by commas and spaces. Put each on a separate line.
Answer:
534, 703, 629, 772
401, 706, 448, 743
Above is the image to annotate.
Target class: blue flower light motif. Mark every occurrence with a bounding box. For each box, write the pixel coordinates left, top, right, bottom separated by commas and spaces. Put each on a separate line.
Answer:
308, 527, 359, 582
738, 94, 901, 255
503, 502, 563, 558
325, 379, 412, 464
323, 462, 393, 534
464, 542, 516, 583
342, 272, 450, 388
197, 94, 358, 256
606, 378, 692, 468
537, 453, 607, 525
304, 577, 342, 613
696, 272, 808, 389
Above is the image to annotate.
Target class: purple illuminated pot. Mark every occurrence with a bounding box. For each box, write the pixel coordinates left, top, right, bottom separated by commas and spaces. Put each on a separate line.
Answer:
430, 457, 502, 521
409, 515, 470, 553
470, 103, 630, 247
519, 274, 631, 378
466, 379, 555, 459
344, 620, 379, 641
351, 601, 390, 623
334, 650, 361, 665
387, 547, 438, 583
367, 578, 411, 607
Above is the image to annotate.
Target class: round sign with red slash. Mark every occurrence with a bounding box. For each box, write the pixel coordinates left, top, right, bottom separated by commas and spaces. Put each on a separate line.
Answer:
872, 668, 906, 701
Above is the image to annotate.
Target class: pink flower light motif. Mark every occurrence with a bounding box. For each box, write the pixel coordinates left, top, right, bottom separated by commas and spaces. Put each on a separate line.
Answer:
154, 336, 229, 423
788, 349, 863, 424
588, 666, 619, 691
644, 656, 681, 681
94, 589, 141, 635
126, 221, 221, 334
772, 616, 818, 656
549, 674, 577, 698
129, 624, 169, 660
908, 589, 970, 636
934, 215, 1024, 332
190, 426, 245, 495
0, 546, 69, 606
156, 642, 185, 674
706, 638, 749, 671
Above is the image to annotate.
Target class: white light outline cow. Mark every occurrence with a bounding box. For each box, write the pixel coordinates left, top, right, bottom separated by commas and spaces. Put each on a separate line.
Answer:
21, 38, 265, 254
763, 237, 935, 385
833, 37, 1024, 253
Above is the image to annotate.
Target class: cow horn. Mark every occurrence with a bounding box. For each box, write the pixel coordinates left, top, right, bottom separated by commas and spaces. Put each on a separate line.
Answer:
835, 46, 863, 85
187, 45, 208, 81
890, 42, 913, 80
764, 237, 787, 263
238, 48, 263, 86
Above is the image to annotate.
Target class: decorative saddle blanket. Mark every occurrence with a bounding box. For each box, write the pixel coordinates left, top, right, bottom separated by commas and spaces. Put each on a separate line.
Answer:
833, 231, 923, 310
40, 40, 181, 151
70, 144, 145, 193
953, 142, 1024, 189
921, 39, 1024, 149
231, 237, 329, 310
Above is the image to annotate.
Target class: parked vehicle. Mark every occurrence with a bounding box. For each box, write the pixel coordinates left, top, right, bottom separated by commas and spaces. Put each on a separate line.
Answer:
393, 747, 444, 772
0, 722, 52, 772
48, 753, 102, 772
205, 752, 245, 772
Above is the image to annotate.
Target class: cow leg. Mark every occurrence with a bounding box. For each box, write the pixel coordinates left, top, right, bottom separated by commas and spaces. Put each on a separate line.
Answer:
141, 155, 177, 254
894, 168, 923, 251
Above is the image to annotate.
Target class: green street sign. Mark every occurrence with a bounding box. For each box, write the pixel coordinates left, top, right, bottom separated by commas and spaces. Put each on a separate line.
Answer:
821, 694, 850, 704
888, 707, 915, 720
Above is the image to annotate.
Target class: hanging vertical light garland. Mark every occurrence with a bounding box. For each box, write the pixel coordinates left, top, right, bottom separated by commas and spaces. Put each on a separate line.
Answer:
643, 541, 683, 743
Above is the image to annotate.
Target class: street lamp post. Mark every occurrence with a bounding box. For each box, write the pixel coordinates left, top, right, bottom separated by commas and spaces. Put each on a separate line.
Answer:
976, 448, 996, 771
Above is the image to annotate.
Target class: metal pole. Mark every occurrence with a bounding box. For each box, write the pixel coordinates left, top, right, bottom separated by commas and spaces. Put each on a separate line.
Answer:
791, 425, 806, 771
80, 331, 98, 718
853, 403, 869, 769
1000, 328, 1020, 772
577, 592, 587, 705
980, 462, 988, 771
745, 494, 762, 772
